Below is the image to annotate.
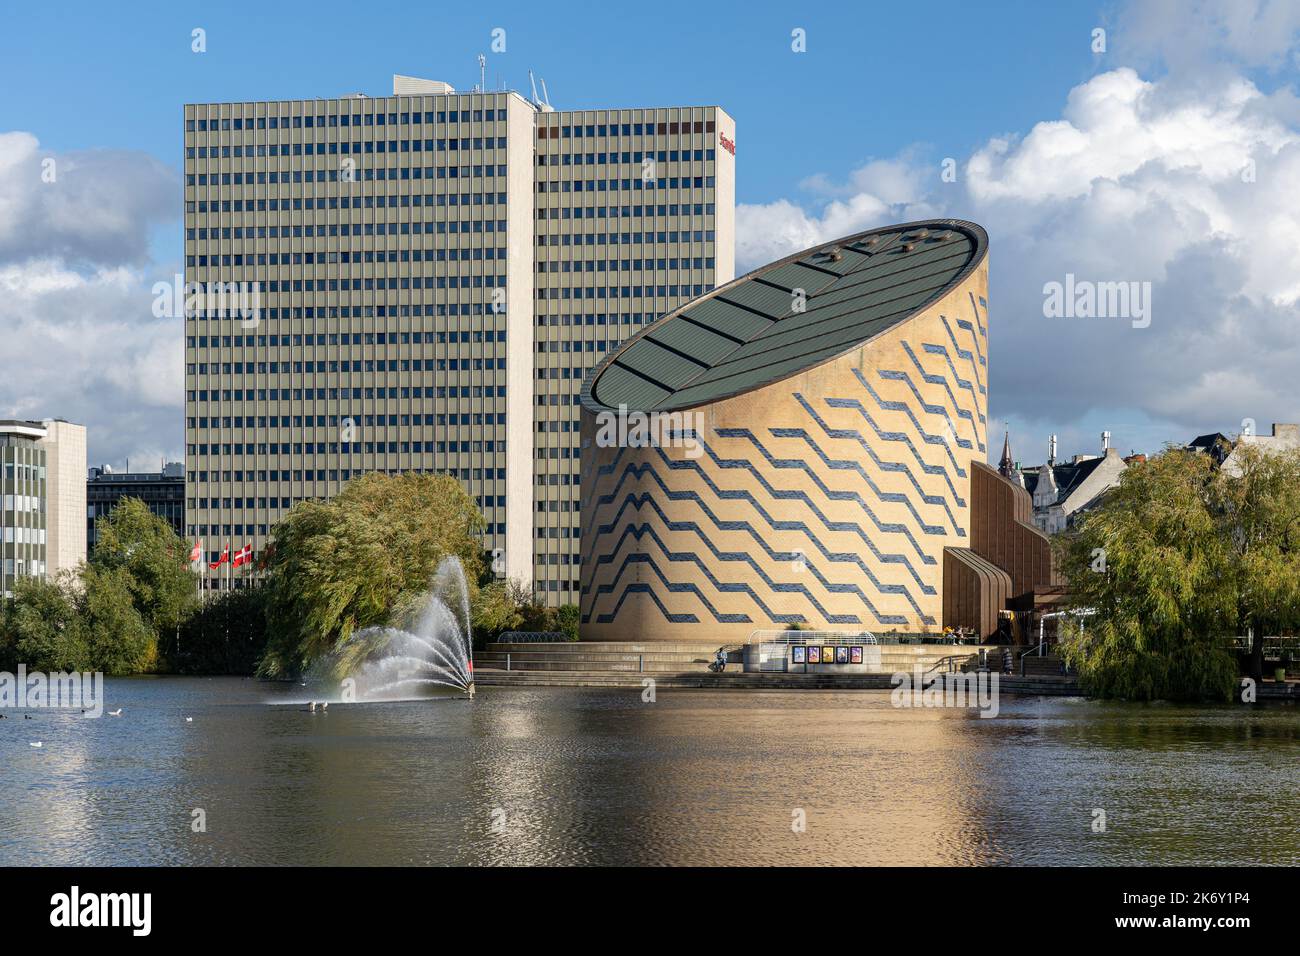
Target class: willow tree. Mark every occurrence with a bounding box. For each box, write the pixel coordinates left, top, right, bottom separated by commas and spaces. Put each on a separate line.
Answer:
1208, 444, 1300, 681
258, 472, 486, 678
1056, 449, 1237, 701
92, 497, 198, 639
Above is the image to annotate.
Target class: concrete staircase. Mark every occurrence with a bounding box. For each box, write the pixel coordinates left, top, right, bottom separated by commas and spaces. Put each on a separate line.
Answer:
477, 641, 720, 675
471, 640, 1086, 695
1020, 654, 1070, 679
476, 640, 988, 678
473, 667, 1083, 695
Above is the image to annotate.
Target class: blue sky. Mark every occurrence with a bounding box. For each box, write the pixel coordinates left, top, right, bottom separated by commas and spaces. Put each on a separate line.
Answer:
3, 0, 1108, 194
4, 0, 1300, 470
2, 0, 1111, 277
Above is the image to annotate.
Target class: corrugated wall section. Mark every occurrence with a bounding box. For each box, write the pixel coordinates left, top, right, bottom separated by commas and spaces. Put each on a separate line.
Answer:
968, 461, 1059, 600
942, 546, 1012, 639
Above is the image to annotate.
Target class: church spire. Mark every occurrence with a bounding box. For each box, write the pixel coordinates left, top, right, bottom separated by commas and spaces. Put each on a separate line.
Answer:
998, 431, 1014, 478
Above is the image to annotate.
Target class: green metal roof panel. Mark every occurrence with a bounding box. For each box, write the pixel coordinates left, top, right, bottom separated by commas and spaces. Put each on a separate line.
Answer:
679, 298, 774, 341
615, 338, 707, 391
717, 280, 797, 317
582, 219, 988, 413
648, 319, 741, 367
592, 366, 674, 409
759, 261, 840, 294
746, 264, 973, 356
798, 246, 872, 276
669, 346, 852, 407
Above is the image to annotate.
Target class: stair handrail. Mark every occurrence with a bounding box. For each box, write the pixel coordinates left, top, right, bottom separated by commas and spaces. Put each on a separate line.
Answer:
1019, 640, 1050, 676
924, 653, 980, 676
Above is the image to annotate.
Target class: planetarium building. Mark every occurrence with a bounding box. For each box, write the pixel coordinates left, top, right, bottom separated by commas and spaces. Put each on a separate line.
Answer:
578, 220, 997, 642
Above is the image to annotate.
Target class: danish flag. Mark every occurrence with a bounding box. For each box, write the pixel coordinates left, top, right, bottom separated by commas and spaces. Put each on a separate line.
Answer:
189, 539, 203, 563
232, 544, 253, 569
208, 544, 229, 570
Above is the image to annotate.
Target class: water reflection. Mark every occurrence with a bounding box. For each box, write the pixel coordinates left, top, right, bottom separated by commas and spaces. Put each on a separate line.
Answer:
1, 679, 1296, 865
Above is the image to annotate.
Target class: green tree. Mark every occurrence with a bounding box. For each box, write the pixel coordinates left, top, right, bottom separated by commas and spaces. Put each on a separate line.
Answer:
556, 603, 580, 641
6, 574, 89, 672
80, 564, 157, 674
259, 472, 485, 677
1054, 446, 1300, 701
92, 497, 197, 636
471, 579, 527, 644
172, 586, 269, 674
1208, 444, 1300, 681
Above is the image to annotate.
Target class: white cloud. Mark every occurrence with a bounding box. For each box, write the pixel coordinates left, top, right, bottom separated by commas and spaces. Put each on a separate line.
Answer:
0, 133, 180, 470
735, 16, 1300, 460
1115, 0, 1300, 72
0, 132, 175, 267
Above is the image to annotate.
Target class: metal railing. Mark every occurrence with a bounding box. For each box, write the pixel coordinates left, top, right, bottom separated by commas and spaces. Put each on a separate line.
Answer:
747, 629, 1001, 646
747, 629, 878, 646
490, 649, 715, 673
1224, 635, 1300, 653
1018, 640, 1048, 677
497, 631, 569, 643
924, 653, 980, 675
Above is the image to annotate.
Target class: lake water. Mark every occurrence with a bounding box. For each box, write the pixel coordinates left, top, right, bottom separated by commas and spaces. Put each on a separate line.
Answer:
2, 677, 1297, 866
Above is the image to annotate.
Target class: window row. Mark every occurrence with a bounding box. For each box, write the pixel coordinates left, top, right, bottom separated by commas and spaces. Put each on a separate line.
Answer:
187, 109, 506, 131
536, 284, 711, 300
188, 330, 505, 347
537, 120, 716, 139
189, 412, 506, 427
187, 165, 503, 185
188, 358, 508, 375
538, 150, 715, 166
187, 137, 505, 157
538, 177, 715, 192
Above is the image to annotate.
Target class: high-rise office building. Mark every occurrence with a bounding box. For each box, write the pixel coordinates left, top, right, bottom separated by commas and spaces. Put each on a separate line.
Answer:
183, 75, 735, 599
0, 418, 87, 599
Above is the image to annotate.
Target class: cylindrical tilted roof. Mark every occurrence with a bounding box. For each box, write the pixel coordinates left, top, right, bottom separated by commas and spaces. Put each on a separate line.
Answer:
582, 219, 989, 413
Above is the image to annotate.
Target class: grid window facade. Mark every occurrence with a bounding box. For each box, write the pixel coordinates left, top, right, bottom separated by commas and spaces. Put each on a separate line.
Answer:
0, 437, 48, 599
183, 83, 735, 600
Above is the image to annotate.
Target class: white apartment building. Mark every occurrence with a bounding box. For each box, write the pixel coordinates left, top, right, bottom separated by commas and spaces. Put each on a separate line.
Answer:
0, 418, 87, 598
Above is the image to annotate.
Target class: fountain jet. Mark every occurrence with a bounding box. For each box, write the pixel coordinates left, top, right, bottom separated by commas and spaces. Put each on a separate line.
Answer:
305, 556, 475, 701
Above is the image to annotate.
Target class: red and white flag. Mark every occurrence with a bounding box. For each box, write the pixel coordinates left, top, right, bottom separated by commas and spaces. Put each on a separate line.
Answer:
208, 544, 229, 570
232, 544, 253, 569
189, 539, 203, 563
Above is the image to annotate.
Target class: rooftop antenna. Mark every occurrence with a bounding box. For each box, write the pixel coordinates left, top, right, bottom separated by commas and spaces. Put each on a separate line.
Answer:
477, 53, 486, 92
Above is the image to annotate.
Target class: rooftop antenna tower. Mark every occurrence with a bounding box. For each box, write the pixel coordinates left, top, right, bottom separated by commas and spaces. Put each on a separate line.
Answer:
477, 53, 486, 92
528, 70, 554, 111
